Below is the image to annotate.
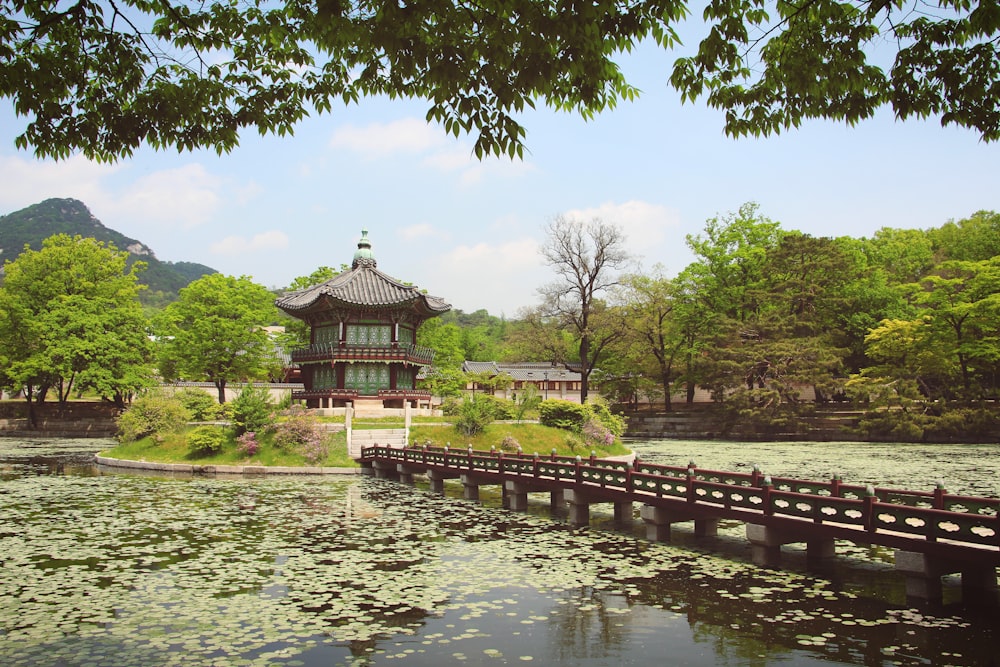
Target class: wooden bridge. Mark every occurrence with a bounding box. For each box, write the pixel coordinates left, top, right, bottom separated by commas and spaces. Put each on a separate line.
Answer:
361, 445, 1000, 605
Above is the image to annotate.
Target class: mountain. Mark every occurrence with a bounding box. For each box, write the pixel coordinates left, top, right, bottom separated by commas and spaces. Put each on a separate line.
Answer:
0, 198, 217, 302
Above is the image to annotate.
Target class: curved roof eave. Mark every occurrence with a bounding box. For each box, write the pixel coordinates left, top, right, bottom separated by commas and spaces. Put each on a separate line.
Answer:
276, 266, 450, 316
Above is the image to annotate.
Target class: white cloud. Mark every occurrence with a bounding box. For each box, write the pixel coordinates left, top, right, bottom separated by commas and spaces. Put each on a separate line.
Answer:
210, 230, 290, 255
561, 200, 681, 256
330, 118, 447, 157
0, 155, 234, 230
447, 238, 541, 271
416, 237, 545, 315
0, 155, 118, 212
111, 164, 225, 228
398, 223, 449, 241
330, 117, 534, 185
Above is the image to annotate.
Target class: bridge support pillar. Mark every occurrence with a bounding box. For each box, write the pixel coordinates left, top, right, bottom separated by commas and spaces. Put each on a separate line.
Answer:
695, 518, 719, 537
746, 524, 793, 568
396, 464, 415, 484
894, 550, 998, 605
614, 501, 634, 525
640, 505, 673, 542
372, 460, 398, 480
427, 470, 448, 494
505, 481, 529, 511
550, 489, 565, 512
806, 539, 836, 563
460, 474, 480, 501
641, 506, 711, 542
564, 489, 592, 527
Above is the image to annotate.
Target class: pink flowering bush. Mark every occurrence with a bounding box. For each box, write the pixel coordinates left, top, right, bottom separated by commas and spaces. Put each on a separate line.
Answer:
236, 431, 259, 457
270, 413, 328, 464
582, 419, 615, 448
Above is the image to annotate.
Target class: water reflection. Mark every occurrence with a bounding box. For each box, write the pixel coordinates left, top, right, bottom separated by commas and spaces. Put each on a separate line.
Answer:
0, 438, 997, 666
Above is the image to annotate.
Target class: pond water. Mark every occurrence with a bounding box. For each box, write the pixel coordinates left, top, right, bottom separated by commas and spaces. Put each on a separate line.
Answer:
1, 438, 998, 667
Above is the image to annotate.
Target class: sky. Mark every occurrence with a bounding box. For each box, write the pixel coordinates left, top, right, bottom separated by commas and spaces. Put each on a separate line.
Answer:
1, 39, 998, 318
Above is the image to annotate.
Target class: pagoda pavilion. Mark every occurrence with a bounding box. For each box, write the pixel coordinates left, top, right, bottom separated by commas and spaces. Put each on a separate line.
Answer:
276, 230, 450, 410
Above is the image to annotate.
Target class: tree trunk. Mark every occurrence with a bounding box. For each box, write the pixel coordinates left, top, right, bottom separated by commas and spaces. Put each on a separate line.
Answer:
215, 380, 227, 404
24, 385, 37, 429
661, 370, 673, 412
579, 335, 590, 404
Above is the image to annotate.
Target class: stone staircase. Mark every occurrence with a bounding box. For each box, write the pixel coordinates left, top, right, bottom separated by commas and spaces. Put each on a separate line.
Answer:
348, 428, 407, 459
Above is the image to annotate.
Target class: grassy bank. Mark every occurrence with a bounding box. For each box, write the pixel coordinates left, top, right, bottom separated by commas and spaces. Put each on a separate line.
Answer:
100, 422, 629, 468
101, 427, 358, 468
409, 423, 630, 458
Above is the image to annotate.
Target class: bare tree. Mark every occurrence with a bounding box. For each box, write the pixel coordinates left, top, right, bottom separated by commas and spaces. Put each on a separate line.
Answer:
539, 217, 631, 403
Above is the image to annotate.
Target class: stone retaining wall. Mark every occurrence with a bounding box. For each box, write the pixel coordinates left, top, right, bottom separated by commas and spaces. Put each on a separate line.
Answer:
95, 455, 361, 477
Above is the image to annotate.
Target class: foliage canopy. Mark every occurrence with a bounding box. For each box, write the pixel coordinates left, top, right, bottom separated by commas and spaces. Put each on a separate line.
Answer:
4, 0, 997, 161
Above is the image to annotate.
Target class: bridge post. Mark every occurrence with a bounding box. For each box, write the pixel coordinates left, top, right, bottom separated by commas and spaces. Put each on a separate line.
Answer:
894, 551, 946, 603
505, 481, 529, 511
426, 470, 447, 494
894, 551, 998, 605
746, 524, 789, 568
640, 505, 673, 541
460, 474, 480, 501
563, 489, 591, 526
614, 501, 634, 525
550, 489, 565, 513
806, 539, 836, 564
372, 459, 397, 480
396, 464, 415, 484
694, 518, 719, 537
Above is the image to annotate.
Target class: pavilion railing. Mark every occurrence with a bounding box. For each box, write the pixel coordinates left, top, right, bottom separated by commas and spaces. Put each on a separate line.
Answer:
290, 342, 435, 365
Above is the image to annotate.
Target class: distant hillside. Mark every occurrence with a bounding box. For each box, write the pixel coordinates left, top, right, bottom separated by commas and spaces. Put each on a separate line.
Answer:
0, 198, 216, 302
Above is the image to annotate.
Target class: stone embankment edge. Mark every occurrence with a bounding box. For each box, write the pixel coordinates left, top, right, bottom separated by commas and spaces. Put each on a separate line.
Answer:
95, 455, 362, 476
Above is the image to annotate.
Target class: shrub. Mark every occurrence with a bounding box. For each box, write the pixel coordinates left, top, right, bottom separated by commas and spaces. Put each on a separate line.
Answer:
537, 399, 625, 446
588, 401, 626, 436
174, 388, 222, 421
475, 394, 516, 420
230, 383, 274, 436
440, 396, 463, 416
582, 418, 615, 448
499, 434, 520, 452
117, 392, 190, 443
455, 396, 494, 437
270, 413, 328, 463
236, 431, 260, 457
187, 426, 228, 455
538, 399, 590, 431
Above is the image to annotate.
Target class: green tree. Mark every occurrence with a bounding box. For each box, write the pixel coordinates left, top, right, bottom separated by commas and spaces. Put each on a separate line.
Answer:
0, 235, 153, 421
273, 265, 343, 351
497, 308, 576, 363
417, 318, 466, 371
617, 268, 684, 410
857, 257, 1000, 402
905, 258, 1000, 398
684, 202, 784, 322
156, 274, 280, 403
929, 211, 1000, 263
5, 0, 996, 161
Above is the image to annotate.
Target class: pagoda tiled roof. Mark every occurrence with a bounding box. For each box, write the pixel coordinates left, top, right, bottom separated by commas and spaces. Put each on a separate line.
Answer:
276, 265, 450, 315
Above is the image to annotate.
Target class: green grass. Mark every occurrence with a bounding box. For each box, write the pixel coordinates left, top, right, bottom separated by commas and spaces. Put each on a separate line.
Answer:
101, 426, 359, 468
408, 423, 630, 458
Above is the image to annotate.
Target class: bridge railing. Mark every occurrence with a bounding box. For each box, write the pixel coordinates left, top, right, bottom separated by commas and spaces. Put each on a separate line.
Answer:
361, 445, 1000, 551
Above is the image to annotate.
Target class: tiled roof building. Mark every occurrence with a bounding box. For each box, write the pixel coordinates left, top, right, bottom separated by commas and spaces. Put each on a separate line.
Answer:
462, 361, 588, 402
276, 230, 450, 409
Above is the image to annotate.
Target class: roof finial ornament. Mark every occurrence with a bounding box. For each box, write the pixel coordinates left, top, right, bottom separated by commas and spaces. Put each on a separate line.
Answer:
352, 228, 377, 269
